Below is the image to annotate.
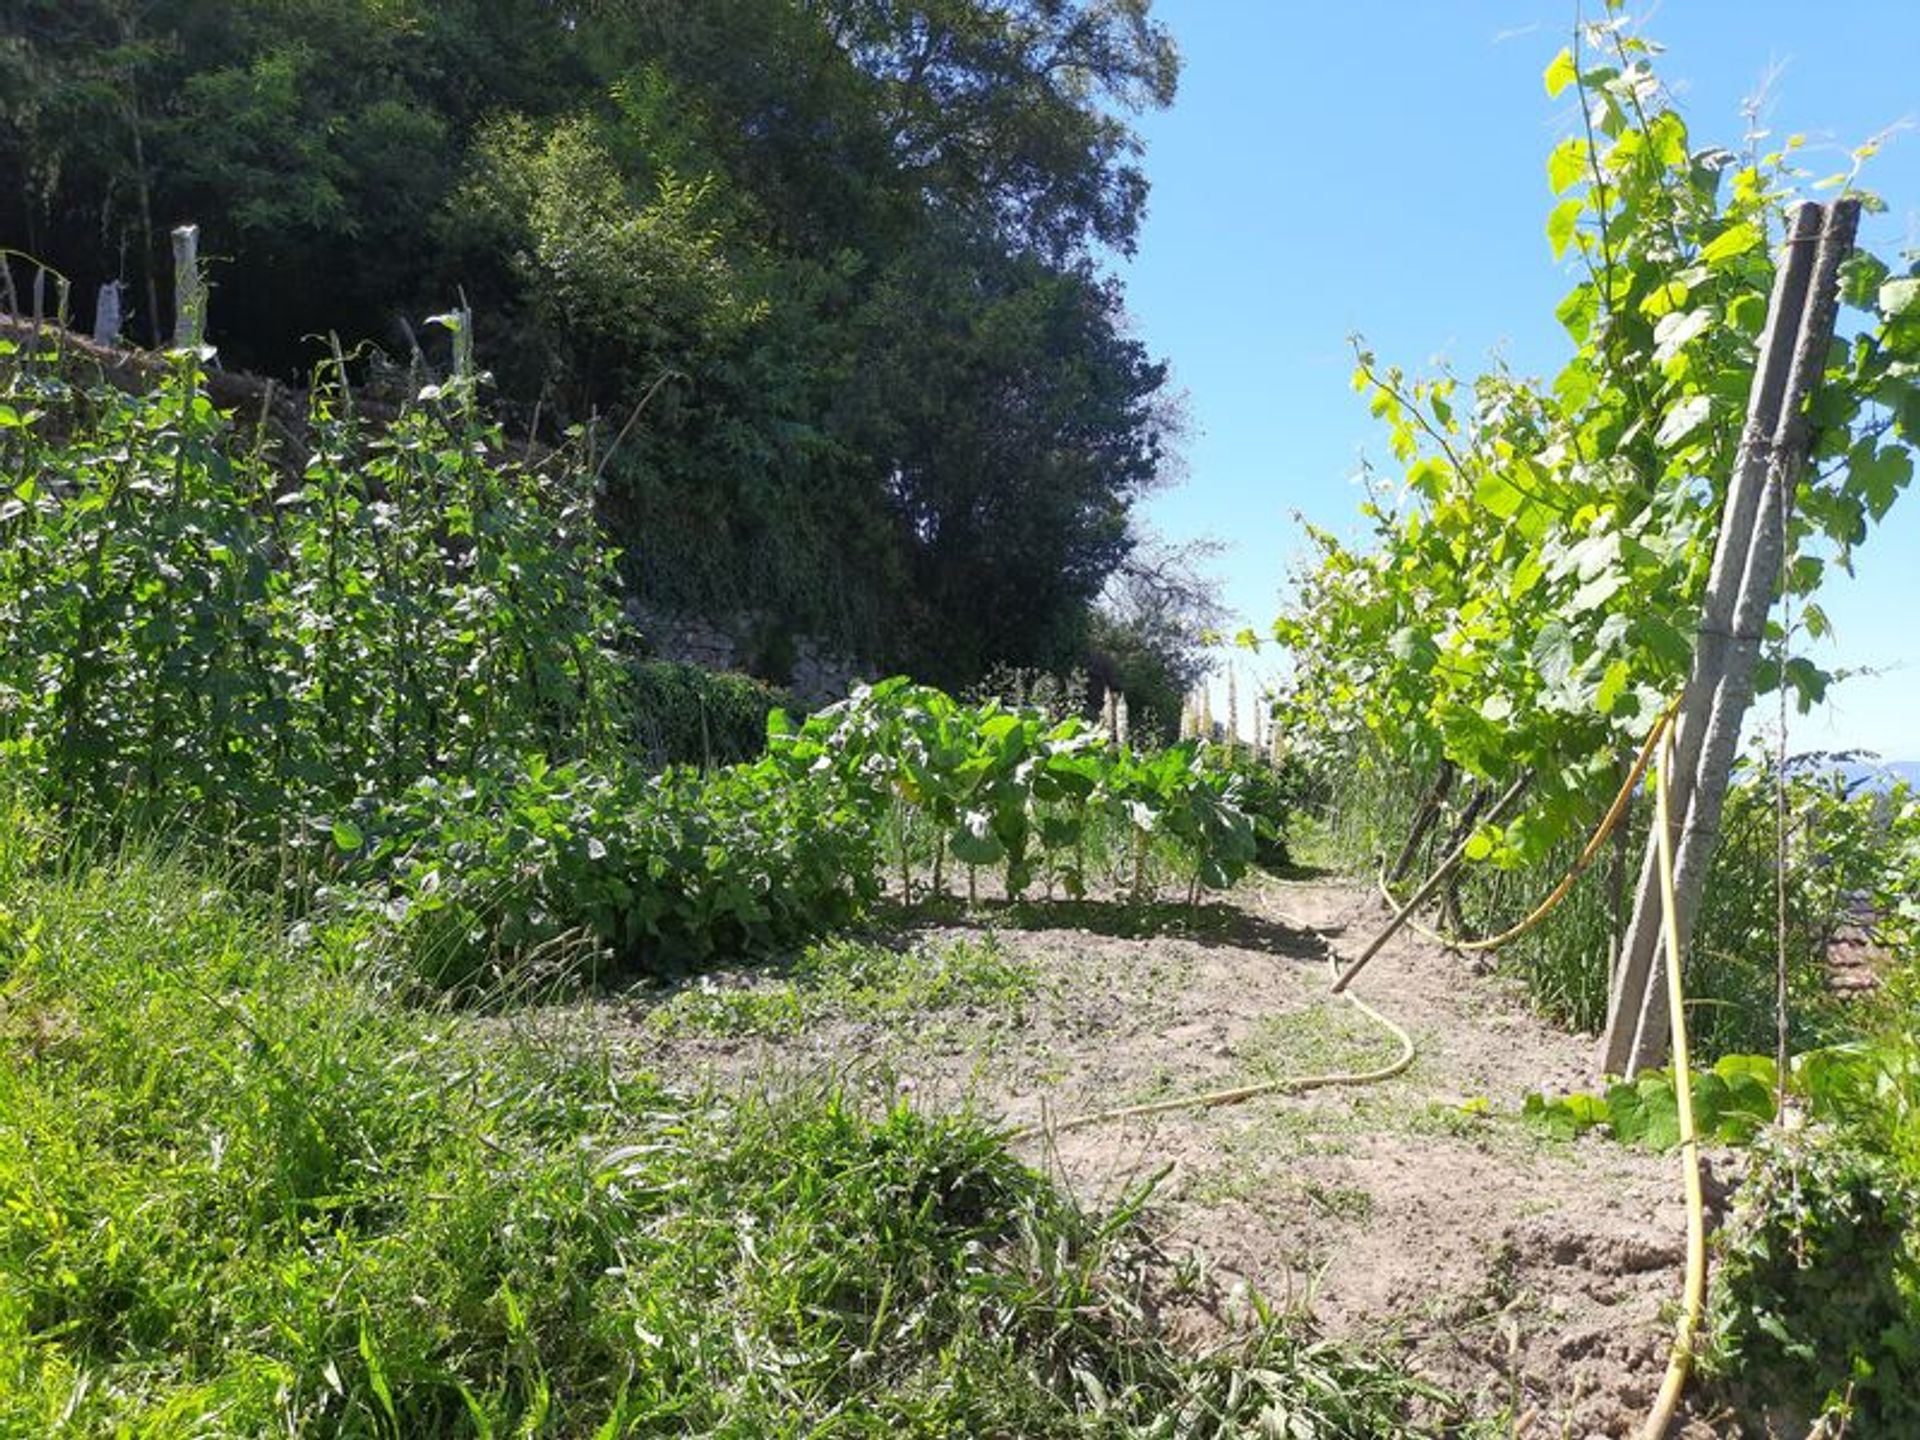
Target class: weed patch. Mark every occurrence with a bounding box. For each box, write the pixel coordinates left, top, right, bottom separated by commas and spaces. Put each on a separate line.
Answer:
647, 934, 1038, 1040
0, 826, 1450, 1435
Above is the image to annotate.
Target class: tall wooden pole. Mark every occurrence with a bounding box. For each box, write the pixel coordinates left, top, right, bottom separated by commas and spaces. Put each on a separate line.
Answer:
1600, 200, 1859, 1076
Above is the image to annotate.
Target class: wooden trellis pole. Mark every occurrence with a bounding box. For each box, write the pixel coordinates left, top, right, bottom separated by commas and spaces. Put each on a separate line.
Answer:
1599, 199, 1859, 1077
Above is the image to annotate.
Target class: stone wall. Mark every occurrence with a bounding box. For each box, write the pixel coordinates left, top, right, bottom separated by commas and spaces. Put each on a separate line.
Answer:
625, 601, 866, 709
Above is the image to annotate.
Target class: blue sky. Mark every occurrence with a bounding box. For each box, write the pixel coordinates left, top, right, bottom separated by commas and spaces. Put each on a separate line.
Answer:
1123, 2, 1920, 758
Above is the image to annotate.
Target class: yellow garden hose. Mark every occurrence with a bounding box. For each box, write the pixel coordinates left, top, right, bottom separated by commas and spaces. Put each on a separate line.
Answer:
1639, 721, 1708, 1440
1007, 903, 1415, 1143
1012, 707, 1706, 1439
1380, 702, 1676, 955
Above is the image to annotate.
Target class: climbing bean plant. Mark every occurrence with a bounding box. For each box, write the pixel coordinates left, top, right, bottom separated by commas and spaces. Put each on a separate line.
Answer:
1272, 8, 1920, 869
0, 339, 628, 859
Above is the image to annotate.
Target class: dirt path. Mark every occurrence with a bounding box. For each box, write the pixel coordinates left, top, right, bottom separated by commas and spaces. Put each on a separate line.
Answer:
591, 872, 1745, 1437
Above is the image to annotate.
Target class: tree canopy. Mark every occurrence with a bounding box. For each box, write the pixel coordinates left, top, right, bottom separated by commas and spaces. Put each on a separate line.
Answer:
0, 0, 1184, 688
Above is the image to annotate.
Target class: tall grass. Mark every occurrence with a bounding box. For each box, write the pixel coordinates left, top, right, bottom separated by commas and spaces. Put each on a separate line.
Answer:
0, 796, 1449, 1436
1304, 746, 1864, 1059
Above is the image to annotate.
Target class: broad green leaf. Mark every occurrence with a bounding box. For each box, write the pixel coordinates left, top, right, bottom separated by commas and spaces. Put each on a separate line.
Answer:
1652, 307, 1714, 365
1474, 469, 1525, 519
1880, 276, 1920, 320
1547, 138, 1588, 195
1595, 659, 1632, 716
1655, 394, 1712, 449
1556, 283, 1599, 342
1544, 47, 1578, 98
1700, 222, 1762, 266
1547, 198, 1584, 260
1570, 571, 1625, 615
332, 819, 365, 852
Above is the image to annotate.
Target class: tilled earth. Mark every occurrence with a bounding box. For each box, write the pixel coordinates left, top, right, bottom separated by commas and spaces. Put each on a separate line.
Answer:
567, 872, 1756, 1437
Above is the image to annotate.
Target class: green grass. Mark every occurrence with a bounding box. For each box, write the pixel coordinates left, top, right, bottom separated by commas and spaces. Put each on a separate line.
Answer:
646, 934, 1039, 1040
1233, 1003, 1408, 1085
0, 803, 1455, 1436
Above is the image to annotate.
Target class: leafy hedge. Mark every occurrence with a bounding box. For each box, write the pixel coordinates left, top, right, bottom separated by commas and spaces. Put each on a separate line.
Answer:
357, 754, 879, 990
626, 660, 792, 770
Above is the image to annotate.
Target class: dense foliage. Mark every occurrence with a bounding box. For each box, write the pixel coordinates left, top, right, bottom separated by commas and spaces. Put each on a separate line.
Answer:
769, 678, 1257, 906
625, 659, 791, 770
1273, 14, 1919, 868
0, 346, 1260, 989
1708, 1004, 1920, 1432
0, 340, 626, 860
1, 0, 1185, 687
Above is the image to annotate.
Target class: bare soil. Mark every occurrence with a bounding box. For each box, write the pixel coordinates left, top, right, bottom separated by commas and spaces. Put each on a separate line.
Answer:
585, 871, 1760, 1437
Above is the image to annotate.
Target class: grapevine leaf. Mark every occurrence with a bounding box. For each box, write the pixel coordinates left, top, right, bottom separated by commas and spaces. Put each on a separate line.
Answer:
1547, 137, 1587, 195
1700, 222, 1762, 266
1655, 394, 1712, 448
1474, 470, 1525, 519
1878, 277, 1920, 319
1544, 47, 1578, 98
1547, 198, 1584, 260
1652, 307, 1714, 365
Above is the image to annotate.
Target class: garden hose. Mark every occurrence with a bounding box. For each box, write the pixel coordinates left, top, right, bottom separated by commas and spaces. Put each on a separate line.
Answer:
1640, 722, 1708, 1440
1378, 701, 1676, 955
1007, 908, 1416, 1143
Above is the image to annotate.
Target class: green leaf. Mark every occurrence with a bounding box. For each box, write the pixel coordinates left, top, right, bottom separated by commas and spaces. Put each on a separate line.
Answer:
1595, 659, 1632, 716
1655, 394, 1712, 449
1556, 283, 1599, 342
1547, 198, 1584, 260
1880, 276, 1920, 320
332, 819, 365, 852
1653, 307, 1714, 365
1569, 571, 1626, 615
1700, 222, 1762, 267
949, 810, 1004, 866
1474, 469, 1525, 519
1728, 291, 1769, 336
1547, 138, 1588, 195
1543, 47, 1578, 98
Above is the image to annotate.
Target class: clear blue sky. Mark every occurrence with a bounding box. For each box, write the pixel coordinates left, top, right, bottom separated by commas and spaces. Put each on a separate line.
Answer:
1123, 2, 1920, 759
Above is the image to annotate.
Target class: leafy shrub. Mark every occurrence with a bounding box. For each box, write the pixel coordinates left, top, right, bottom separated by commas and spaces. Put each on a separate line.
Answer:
768, 678, 1256, 904
1202, 747, 1302, 868
1709, 1130, 1920, 1433
626, 659, 791, 770
360, 753, 881, 989
1522, 1053, 1780, 1147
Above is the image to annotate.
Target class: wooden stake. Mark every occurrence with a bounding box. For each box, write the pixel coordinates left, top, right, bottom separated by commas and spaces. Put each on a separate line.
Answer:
1602, 201, 1858, 1076
1332, 771, 1530, 994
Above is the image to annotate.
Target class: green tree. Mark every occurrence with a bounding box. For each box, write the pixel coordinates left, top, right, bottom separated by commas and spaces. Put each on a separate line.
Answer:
1, 0, 1186, 689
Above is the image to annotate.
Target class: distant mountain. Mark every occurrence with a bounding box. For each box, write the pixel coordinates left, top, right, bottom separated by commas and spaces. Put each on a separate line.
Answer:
1834, 758, 1920, 793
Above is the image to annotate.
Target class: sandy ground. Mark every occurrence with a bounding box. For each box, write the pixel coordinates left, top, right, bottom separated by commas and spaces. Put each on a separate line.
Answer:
573, 871, 1758, 1437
